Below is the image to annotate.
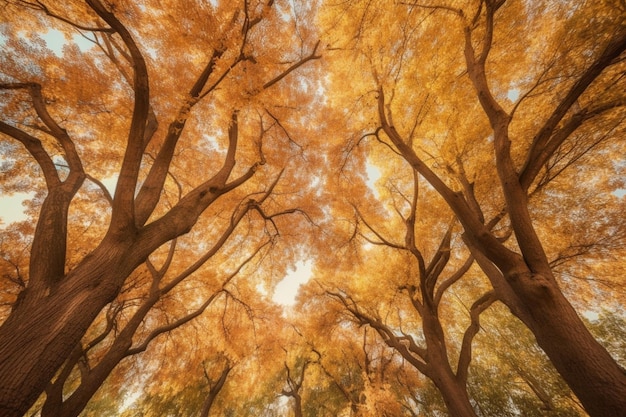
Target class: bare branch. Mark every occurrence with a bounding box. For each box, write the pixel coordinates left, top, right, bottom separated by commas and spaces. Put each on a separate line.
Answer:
434, 255, 474, 306
262, 41, 321, 90
85, 174, 113, 206
524, 27, 626, 181
352, 203, 405, 250
125, 290, 223, 356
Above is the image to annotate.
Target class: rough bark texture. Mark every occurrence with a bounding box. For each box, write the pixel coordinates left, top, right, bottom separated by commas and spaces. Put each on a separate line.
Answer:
500, 271, 626, 417
0, 238, 135, 416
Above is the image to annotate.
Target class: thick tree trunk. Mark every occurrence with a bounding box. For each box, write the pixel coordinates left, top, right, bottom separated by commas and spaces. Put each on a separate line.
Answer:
506, 272, 626, 417
459, 16, 626, 416
470, 238, 626, 416
0, 238, 138, 416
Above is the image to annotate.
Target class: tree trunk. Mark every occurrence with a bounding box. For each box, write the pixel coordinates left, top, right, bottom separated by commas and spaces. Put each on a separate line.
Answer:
506, 272, 626, 417
422, 313, 478, 417
199, 363, 232, 417
293, 393, 303, 417
431, 373, 478, 417
0, 238, 138, 416
470, 238, 626, 416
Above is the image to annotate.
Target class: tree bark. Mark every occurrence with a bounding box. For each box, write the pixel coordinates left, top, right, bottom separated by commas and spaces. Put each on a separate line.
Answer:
422, 312, 479, 417
0, 239, 136, 416
430, 372, 478, 417
500, 270, 626, 417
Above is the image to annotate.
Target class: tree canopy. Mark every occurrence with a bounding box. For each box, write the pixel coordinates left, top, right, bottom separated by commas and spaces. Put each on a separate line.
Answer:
1, 0, 625, 416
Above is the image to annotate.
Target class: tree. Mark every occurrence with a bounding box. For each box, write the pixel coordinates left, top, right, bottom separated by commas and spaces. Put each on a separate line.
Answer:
321, 166, 495, 417
469, 304, 588, 417
38, 241, 263, 417
320, 0, 626, 415
3, 0, 626, 415
289, 292, 420, 417
0, 0, 322, 415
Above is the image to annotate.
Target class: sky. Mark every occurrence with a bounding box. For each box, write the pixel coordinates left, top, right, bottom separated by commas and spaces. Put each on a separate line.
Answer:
271, 260, 313, 306
0, 192, 33, 225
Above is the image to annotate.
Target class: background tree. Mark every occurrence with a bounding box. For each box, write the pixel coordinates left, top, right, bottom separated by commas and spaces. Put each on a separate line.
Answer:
0, 0, 322, 414
319, 162, 494, 417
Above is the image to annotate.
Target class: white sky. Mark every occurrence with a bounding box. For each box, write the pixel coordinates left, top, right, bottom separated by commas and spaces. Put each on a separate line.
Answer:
271, 260, 313, 306
0, 192, 33, 225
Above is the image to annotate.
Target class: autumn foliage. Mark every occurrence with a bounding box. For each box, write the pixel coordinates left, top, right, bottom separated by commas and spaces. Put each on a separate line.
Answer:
1, 0, 625, 416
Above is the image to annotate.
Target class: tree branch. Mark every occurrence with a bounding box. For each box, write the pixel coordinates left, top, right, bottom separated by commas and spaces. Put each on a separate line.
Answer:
456, 290, 497, 386
523, 27, 626, 185
86, 0, 150, 230
377, 86, 522, 273
262, 41, 321, 90
24, 0, 115, 32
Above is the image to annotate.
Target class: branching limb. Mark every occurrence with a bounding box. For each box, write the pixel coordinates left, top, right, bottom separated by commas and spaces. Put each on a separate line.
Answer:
125, 290, 223, 356
377, 87, 520, 272
434, 255, 474, 306
327, 290, 430, 375
199, 359, 233, 417
523, 28, 626, 186
0, 120, 60, 188
86, 0, 150, 231
262, 41, 321, 90
351, 203, 405, 250
422, 222, 454, 304
520, 96, 626, 191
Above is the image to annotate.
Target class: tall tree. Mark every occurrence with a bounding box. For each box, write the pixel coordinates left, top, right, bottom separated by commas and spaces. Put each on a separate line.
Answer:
320, 0, 626, 415
0, 1, 321, 415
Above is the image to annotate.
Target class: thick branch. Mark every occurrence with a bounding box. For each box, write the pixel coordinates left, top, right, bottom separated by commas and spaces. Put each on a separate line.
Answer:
0, 120, 60, 188
86, 0, 150, 230
524, 28, 626, 182
134, 47, 227, 226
